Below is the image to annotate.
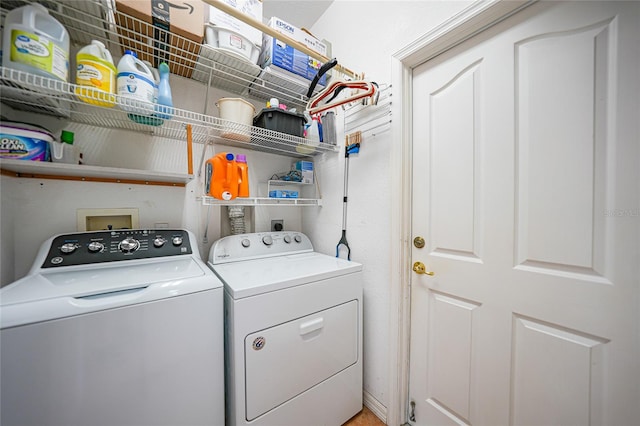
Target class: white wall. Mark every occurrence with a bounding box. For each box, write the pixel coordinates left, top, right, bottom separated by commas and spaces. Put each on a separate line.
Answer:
304, 0, 473, 412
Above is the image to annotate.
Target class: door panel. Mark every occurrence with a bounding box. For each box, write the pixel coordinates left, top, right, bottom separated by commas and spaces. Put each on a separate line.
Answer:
515, 19, 613, 276
409, 2, 639, 425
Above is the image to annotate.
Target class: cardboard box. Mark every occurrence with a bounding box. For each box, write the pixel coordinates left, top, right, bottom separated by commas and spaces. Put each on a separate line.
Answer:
259, 17, 328, 85
115, 0, 205, 78
207, 0, 263, 47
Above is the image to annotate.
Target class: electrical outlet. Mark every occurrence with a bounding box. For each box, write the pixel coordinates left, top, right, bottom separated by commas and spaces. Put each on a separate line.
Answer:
271, 219, 283, 232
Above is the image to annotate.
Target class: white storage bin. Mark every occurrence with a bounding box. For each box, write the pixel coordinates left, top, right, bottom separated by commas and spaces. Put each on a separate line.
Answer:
205, 24, 260, 64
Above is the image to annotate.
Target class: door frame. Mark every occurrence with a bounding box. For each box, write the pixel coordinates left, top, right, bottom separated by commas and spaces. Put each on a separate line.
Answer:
387, 1, 534, 424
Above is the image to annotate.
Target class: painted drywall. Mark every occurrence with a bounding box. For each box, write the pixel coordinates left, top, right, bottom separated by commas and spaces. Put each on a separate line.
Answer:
304, 0, 473, 410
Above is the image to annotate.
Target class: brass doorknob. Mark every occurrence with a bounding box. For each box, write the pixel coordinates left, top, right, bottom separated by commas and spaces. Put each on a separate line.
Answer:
413, 261, 434, 276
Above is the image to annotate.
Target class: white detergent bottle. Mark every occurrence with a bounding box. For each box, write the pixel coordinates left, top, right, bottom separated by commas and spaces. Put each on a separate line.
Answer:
75, 40, 116, 107
116, 50, 155, 116
2, 3, 70, 82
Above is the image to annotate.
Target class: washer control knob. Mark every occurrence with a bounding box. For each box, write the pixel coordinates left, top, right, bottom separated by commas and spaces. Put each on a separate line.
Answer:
262, 235, 273, 246
294, 235, 302, 243
283, 235, 292, 244
88, 242, 104, 253
153, 237, 166, 248
172, 236, 183, 246
119, 237, 140, 253
60, 243, 78, 254
241, 238, 251, 248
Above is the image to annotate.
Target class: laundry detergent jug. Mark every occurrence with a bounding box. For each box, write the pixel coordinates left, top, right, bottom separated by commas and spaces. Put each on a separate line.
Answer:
116, 50, 155, 116
205, 153, 239, 201
2, 3, 69, 82
75, 40, 116, 107
236, 154, 249, 197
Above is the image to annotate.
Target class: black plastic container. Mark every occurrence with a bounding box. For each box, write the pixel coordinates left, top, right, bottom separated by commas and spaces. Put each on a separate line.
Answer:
253, 108, 306, 137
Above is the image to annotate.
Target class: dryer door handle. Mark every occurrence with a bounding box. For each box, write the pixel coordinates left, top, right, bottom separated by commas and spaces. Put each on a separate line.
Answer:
299, 317, 324, 336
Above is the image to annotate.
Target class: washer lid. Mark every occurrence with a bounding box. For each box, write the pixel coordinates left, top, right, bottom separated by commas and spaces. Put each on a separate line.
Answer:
1, 257, 218, 307
1, 257, 222, 329
208, 252, 362, 299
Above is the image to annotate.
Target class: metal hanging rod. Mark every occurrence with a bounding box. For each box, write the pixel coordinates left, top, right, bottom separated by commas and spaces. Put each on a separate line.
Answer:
202, 0, 359, 79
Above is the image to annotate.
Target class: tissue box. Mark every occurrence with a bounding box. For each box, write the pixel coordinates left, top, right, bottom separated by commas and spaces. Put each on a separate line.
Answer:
269, 190, 299, 198
115, 0, 205, 77
293, 160, 313, 184
260, 17, 328, 84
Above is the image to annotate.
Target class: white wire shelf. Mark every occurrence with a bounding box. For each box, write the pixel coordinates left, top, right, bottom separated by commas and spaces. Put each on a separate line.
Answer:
0, 0, 325, 111
201, 196, 321, 207
0, 67, 338, 157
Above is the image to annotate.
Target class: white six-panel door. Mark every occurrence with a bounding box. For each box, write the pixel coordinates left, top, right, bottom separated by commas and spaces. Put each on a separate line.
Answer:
409, 1, 639, 425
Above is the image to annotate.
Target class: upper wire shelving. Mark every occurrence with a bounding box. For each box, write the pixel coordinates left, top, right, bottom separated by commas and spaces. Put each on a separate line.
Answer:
0, 0, 340, 158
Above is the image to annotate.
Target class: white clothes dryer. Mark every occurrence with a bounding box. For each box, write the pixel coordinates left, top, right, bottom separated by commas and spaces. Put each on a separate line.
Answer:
0, 229, 225, 426
208, 231, 363, 426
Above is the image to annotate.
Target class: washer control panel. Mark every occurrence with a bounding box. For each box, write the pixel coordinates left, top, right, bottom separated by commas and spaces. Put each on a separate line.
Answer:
41, 229, 192, 268
209, 232, 313, 264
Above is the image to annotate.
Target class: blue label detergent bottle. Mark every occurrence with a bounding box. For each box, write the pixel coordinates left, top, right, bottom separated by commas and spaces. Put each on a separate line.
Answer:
116, 50, 156, 120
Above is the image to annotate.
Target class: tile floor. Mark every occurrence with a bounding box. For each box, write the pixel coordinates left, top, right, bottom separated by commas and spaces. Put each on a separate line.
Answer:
343, 406, 386, 426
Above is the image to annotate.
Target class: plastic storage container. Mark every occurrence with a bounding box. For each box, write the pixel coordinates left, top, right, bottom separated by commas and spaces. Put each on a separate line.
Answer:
2, 3, 70, 82
253, 108, 306, 137
216, 98, 256, 142
205, 24, 260, 64
75, 40, 116, 107
0, 121, 53, 161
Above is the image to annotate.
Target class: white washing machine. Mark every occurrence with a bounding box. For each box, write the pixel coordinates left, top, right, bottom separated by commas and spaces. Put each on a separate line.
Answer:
0, 229, 225, 426
208, 231, 363, 426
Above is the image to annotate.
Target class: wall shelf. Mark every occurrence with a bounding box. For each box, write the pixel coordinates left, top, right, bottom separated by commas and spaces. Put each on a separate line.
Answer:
0, 67, 337, 158
201, 196, 321, 207
0, 159, 193, 187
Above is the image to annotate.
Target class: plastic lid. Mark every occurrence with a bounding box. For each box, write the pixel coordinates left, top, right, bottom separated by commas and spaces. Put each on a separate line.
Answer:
124, 50, 137, 58
226, 153, 235, 161
91, 40, 106, 49
236, 154, 247, 163
60, 130, 74, 144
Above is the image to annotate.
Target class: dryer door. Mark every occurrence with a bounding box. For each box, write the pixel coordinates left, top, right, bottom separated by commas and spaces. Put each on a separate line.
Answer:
244, 299, 359, 421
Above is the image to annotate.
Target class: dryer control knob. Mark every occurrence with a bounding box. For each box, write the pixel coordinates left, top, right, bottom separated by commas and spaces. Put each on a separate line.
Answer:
153, 237, 166, 248
241, 239, 251, 248
294, 235, 302, 243
262, 235, 273, 246
88, 242, 104, 253
119, 237, 140, 253
60, 243, 78, 254
172, 236, 183, 246
283, 235, 292, 243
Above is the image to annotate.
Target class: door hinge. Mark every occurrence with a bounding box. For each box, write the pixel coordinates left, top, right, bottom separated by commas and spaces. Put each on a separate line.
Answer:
409, 399, 416, 422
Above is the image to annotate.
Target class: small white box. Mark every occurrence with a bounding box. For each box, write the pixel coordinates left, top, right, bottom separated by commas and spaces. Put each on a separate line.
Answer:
208, 0, 263, 47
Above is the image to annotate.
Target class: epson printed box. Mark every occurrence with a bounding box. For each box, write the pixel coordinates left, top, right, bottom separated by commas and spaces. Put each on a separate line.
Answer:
260, 17, 328, 84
